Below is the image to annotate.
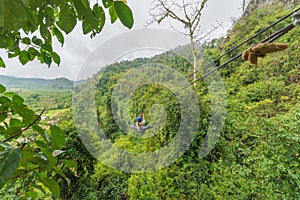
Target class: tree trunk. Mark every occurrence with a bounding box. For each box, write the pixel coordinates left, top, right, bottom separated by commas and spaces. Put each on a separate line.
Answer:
191, 39, 197, 88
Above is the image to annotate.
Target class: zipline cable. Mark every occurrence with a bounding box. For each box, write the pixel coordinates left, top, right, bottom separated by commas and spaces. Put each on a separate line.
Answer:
152, 22, 296, 107
135, 9, 299, 107
177, 22, 295, 93
185, 7, 300, 79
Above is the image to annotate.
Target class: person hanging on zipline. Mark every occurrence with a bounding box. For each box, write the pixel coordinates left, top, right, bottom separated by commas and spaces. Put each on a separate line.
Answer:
128, 111, 156, 133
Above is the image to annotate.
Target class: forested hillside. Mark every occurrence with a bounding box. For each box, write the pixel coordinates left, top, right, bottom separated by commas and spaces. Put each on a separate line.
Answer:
0, 75, 73, 90
57, 2, 299, 199
1, 1, 299, 199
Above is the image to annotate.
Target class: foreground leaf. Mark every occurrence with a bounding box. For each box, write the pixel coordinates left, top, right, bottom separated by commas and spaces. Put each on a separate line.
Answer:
102, 0, 113, 8
0, 57, 5, 68
0, 148, 21, 189
50, 125, 65, 149
40, 177, 60, 199
114, 1, 133, 29
53, 27, 65, 46
58, 4, 77, 34
0, 84, 6, 93
109, 4, 118, 24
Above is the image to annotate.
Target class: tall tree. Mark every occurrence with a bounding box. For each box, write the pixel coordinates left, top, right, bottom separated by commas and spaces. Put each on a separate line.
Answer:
149, 0, 217, 87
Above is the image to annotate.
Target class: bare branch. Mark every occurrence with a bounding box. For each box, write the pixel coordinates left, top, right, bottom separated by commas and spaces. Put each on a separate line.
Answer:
182, 0, 191, 24
195, 21, 223, 42
150, 0, 190, 26
149, 0, 212, 87
191, 0, 208, 27
169, 21, 189, 36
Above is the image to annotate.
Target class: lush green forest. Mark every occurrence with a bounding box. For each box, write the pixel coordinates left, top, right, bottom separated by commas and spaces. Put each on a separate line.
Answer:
1, 1, 300, 199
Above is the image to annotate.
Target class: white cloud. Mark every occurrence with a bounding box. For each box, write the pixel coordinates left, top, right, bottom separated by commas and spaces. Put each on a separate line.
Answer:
0, 0, 243, 80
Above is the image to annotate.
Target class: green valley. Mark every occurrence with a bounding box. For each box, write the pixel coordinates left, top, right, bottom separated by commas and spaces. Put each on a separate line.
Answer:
0, 1, 300, 199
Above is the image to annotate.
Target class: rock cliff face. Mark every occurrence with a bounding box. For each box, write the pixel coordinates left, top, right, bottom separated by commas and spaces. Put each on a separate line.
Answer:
243, 0, 299, 16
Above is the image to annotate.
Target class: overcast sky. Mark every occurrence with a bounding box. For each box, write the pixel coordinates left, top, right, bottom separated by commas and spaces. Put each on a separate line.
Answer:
0, 0, 244, 80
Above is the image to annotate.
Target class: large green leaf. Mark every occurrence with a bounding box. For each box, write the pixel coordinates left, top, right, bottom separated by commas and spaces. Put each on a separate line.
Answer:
73, 0, 87, 20
114, 1, 133, 29
0, 84, 6, 93
40, 177, 60, 199
35, 140, 48, 149
0, 57, 5, 68
32, 36, 43, 46
0, 0, 3, 28
21, 37, 31, 45
40, 148, 57, 168
52, 51, 61, 66
58, 4, 77, 34
0, 0, 28, 30
0, 142, 11, 151
13, 104, 36, 126
41, 52, 52, 66
3, 127, 22, 139
8, 47, 20, 58
41, 43, 53, 53
28, 47, 40, 56
0, 148, 21, 189
32, 125, 48, 142
50, 125, 65, 149
55, 168, 71, 189
3, 91, 17, 98
109, 4, 118, 24
28, 47, 40, 61
25, 191, 38, 199
32, 184, 46, 194
19, 51, 30, 65
82, 11, 98, 34
0, 35, 10, 48
81, 0, 90, 8
93, 4, 105, 32
40, 24, 52, 42
102, 0, 113, 8
12, 94, 24, 105
9, 118, 22, 128
0, 95, 11, 105
53, 26, 64, 46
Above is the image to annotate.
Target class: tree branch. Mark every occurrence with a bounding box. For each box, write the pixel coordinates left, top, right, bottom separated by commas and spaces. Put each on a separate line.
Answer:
192, 0, 207, 32
3, 109, 45, 142
196, 22, 222, 42
11, 166, 39, 179
182, 0, 191, 22
157, 0, 190, 26
169, 22, 189, 36
191, 0, 208, 26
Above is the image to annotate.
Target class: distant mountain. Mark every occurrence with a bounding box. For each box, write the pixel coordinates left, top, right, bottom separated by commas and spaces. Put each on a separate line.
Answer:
0, 75, 74, 90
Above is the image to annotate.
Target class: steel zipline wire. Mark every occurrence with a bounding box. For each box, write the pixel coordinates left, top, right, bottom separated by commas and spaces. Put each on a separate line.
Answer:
132, 7, 299, 107
154, 22, 297, 105
176, 13, 299, 93
184, 7, 300, 80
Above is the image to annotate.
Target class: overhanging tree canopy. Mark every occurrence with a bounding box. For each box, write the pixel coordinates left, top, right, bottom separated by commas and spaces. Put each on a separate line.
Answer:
0, 0, 133, 67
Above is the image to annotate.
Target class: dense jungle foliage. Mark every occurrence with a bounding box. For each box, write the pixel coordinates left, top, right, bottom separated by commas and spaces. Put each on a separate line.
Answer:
1, 1, 299, 199
63, 3, 299, 199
